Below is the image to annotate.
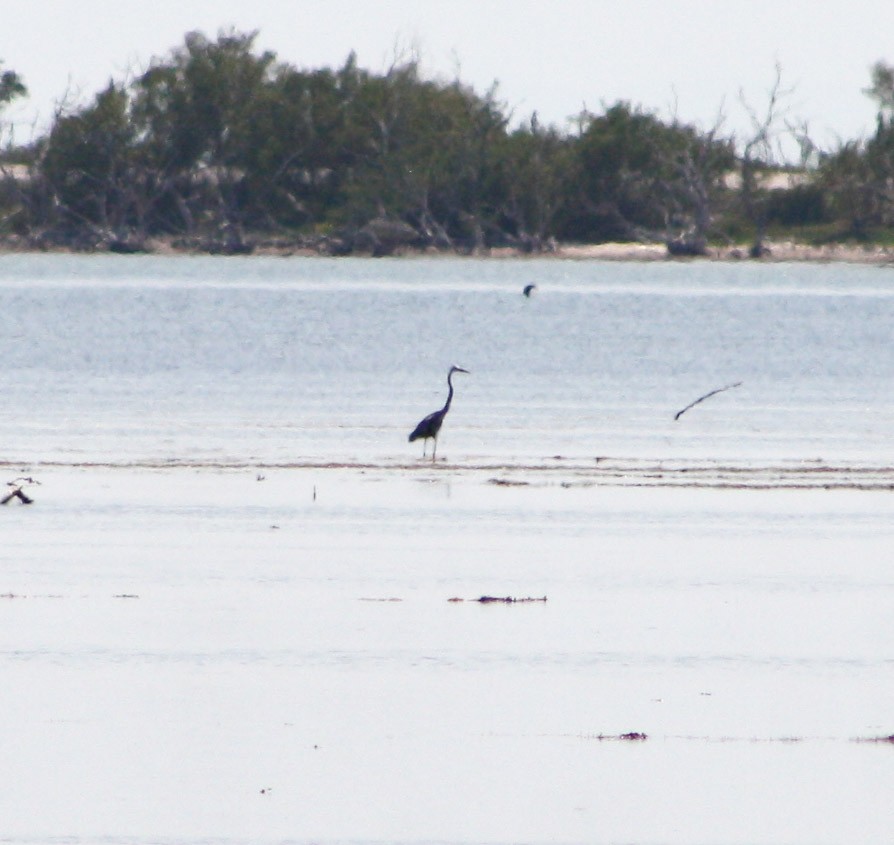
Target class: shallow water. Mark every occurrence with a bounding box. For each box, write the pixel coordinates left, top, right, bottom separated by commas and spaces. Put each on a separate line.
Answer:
3, 253, 894, 465
1, 255, 893, 844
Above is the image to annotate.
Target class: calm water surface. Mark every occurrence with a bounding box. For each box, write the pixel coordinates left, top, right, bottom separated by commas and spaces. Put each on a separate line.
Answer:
3, 253, 894, 465
1, 254, 893, 844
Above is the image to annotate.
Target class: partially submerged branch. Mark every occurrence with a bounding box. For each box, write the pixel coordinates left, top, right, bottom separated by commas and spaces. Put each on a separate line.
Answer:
448, 595, 548, 604
2, 476, 39, 505
674, 381, 743, 420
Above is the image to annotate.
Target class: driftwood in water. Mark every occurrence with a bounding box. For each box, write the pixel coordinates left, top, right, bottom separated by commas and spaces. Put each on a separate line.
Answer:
478, 595, 546, 604
2, 487, 33, 505
853, 734, 894, 744
589, 732, 648, 741
2, 476, 39, 505
448, 595, 547, 604
674, 381, 743, 420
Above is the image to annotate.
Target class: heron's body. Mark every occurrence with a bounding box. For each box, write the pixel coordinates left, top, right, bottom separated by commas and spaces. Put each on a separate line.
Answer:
409, 366, 469, 460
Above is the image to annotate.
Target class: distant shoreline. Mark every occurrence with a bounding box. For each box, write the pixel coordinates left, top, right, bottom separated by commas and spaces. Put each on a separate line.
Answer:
552, 240, 894, 264
1, 235, 893, 264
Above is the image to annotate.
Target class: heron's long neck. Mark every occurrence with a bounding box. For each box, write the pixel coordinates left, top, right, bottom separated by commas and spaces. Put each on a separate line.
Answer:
443, 372, 456, 412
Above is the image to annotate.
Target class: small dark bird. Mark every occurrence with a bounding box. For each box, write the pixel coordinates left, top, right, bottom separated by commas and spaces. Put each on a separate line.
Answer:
523, 284, 537, 297
409, 365, 470, 461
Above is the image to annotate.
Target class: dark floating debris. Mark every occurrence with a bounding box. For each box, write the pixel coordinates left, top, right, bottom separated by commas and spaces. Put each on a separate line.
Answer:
1, 592, 62, 599
449, 595, 548, 604
853, 734, 894, 744
523, 284, 537, 298
587, 732, 649, 741
674, 381, 743, 420
478, 595, 547, 604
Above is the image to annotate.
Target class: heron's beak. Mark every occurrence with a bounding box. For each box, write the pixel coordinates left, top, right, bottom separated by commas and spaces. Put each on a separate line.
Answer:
456, 367, 470, 374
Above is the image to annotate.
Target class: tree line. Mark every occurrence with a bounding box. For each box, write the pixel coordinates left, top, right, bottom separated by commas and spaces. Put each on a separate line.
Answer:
1, 30, 893, 257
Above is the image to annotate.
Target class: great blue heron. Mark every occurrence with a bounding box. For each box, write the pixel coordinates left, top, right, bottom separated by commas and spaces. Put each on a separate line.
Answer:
408, 365, 470, 460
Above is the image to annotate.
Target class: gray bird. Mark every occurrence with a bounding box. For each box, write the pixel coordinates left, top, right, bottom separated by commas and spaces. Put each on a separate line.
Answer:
408, 365, 470, 460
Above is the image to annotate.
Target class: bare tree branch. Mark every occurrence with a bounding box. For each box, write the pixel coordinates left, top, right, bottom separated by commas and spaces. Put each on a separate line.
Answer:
674, 381, 743, 421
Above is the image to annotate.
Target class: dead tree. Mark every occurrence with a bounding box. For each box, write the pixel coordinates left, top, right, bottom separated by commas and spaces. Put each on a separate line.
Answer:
738, 63, 792, 258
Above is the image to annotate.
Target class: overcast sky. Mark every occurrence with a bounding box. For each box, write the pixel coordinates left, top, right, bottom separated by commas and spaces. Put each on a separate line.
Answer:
4, 0, 893, 154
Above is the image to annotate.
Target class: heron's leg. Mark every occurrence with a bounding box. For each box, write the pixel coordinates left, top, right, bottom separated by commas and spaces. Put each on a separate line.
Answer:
432, 436, 438, 462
